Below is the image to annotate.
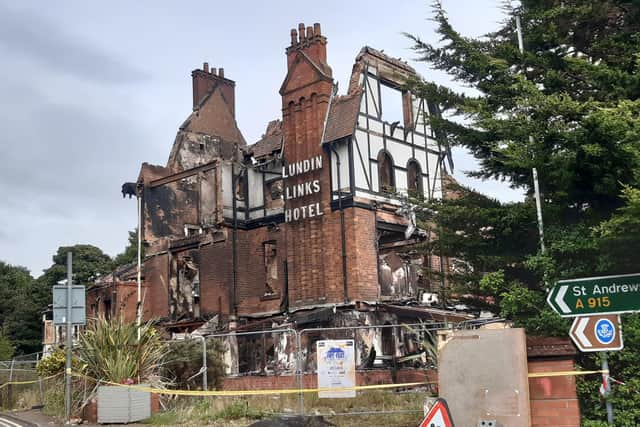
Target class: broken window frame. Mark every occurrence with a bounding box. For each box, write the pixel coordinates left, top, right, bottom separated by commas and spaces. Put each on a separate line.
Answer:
264, 178, 284, 210
235, 169, 248, 202
262, 241, 278, 298
406, 159, 424, 198
379, 81, 405, 125
377, 150, 395, 193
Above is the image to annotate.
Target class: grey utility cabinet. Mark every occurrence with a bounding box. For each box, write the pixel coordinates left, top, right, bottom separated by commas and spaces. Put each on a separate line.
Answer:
97, 384, 151, 424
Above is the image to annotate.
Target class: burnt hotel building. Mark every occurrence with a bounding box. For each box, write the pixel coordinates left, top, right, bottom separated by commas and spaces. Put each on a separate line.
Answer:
87, 23, 471, 372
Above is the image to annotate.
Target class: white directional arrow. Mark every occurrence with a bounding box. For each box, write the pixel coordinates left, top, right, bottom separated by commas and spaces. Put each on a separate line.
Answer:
555, 285, 571, 314
570, 315, 623, 352
573, 317, 592, 348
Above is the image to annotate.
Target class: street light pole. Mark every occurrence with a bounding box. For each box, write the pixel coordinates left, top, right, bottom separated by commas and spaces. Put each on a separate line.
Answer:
65, 252, 72, 425
515, 14, 546, 254
136, 191, 142, 340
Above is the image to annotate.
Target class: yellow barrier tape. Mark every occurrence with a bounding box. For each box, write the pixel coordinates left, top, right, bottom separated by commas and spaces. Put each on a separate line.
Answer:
0, 372, 62, 389
70, 372, 434, 397
64, 369, 607, 397
528, 369, 607, 378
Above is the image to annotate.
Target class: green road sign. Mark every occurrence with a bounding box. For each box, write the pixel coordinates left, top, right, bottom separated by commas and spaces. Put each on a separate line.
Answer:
547, 273, 640, 317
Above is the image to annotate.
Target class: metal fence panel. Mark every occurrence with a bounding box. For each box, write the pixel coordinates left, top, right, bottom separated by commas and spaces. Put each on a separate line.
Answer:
296, 322, 443, 420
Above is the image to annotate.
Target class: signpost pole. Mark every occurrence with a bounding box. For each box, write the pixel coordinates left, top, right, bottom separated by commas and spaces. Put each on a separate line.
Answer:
136, 192, 142, 341
602, 352, 613, 424
65, 251, 72, 425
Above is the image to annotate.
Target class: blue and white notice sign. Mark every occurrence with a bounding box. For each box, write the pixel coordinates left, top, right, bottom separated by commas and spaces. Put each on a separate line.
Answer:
317, 339, 356, 398
595, 318, 616, 345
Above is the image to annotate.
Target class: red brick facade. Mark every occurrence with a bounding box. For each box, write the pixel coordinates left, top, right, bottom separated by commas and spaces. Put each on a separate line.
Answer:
527, 338, 581, 427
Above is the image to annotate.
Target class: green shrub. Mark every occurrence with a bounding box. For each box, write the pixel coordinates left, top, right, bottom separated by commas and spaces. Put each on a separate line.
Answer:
36, 347, 66, 377
214, 400, 264, 420
162, 338, 226, 390
77, 316, 167, 386
42, 380, 65, 418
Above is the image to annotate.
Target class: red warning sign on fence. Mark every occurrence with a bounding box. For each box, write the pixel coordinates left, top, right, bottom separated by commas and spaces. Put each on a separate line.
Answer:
419, 398, 455, 427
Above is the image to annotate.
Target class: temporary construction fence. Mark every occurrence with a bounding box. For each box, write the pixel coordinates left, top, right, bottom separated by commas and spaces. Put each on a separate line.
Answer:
0, 319, 511, 424
0, 352, 51, 410
156, 322, 448, 423
295, 322, 441, 421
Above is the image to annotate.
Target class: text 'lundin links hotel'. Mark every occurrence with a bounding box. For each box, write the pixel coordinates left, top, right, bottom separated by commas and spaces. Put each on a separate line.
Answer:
86, 23, 470, 372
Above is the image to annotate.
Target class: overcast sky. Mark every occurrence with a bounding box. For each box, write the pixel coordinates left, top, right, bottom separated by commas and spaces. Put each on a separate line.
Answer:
0, 0, 522, 276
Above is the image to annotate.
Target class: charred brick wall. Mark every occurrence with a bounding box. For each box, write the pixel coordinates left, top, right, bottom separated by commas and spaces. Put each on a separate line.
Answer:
199, 226, 286, 317
87, 281, 152, 323
199, 235, 232, 316
145, 253, 170, 318
345, 207, 379, 301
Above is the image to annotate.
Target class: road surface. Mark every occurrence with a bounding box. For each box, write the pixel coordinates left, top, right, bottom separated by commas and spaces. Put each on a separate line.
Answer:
0, 414, 35, 427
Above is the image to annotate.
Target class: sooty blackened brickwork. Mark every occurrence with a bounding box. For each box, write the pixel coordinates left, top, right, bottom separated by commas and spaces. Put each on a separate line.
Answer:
109, 23, 455, 344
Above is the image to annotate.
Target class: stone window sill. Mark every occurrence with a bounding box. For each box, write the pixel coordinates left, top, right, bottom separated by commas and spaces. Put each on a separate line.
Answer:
260, 294, 280, 301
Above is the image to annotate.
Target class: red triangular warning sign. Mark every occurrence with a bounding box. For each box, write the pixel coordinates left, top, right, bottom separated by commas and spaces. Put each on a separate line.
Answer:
419, 398, 455, 427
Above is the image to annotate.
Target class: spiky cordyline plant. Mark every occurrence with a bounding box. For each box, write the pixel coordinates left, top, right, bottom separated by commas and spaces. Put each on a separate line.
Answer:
77, 316, 167, 387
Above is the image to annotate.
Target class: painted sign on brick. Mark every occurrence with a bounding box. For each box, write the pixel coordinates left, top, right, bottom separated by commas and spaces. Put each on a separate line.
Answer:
283, 155, 324, 222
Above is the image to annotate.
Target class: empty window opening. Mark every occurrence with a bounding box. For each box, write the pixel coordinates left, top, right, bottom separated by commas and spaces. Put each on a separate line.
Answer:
407, 160, 424, 197
381, 324, 395, 357
265, 180, 284, 209
264, 241, 278, 295
170, 254, 200, 319
104, 299, 112, 320
377, 151, 395, 193
235, 171, 247, 202
380, 83, 404, 125
183, 224, 202, 237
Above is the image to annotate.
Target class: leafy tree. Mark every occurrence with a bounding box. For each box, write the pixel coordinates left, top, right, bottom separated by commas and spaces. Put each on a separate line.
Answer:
416, 184, 568, 335
595, 186, 640, 273
408, 1, 640, 423
113, 229, 142, 267
37, 245, 114, 289
0, 332, 14, 360
1, 244, 117, 356
0, 261, 39, 355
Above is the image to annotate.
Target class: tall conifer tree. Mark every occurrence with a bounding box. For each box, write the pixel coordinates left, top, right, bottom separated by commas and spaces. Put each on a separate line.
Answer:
408, 2, 640, 422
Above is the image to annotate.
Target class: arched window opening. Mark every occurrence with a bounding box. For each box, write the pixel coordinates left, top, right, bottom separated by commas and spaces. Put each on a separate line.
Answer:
378, 151, 395, 193
407, 160, 424, 198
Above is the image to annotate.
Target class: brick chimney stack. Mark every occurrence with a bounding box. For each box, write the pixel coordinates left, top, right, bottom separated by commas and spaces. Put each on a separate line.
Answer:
191, 62, 236, 116
286, 22, 329, 70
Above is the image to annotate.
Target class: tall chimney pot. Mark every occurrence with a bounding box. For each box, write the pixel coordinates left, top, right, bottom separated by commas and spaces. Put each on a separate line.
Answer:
285, 22, 330, 72
192, 64, 235, 115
